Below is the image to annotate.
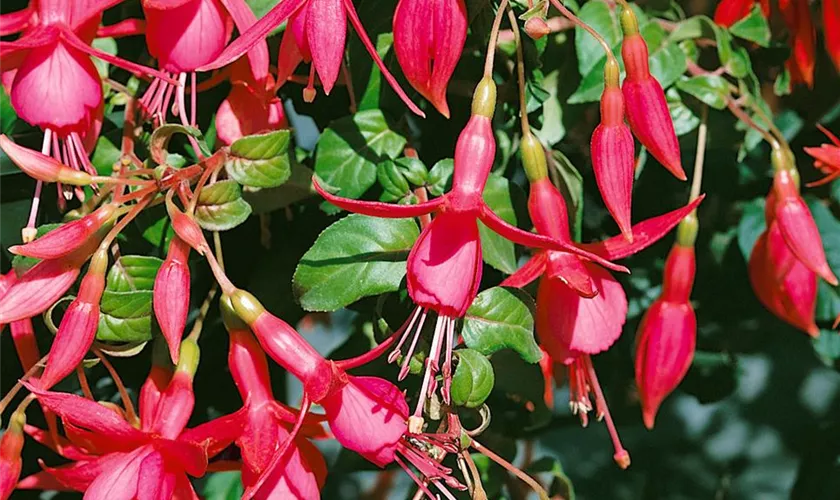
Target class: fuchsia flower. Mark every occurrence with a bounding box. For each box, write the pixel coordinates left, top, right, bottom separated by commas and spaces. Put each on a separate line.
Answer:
392, 0, 467, 118
619, 8, 686, 181
749, 152, 837, 336
19, 340, 243, 498
0, 411, 25, 500
153, 236, 192, 364
713, 0, 768, 26
779, 0, 816, 88
501, 135, 702, 466
0, 0, 169, 226
591, 58, 636, 241
227, 290, 465, 495
635, 226, 697, 429
315, 78, 628, 420
804, 125, 840, 186
221, 300, 327, 499
198, 0, 424, 115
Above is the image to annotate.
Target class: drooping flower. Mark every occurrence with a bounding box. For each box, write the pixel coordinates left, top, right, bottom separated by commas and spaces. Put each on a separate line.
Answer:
0, 0, 169, 231
314, 77, 627, 419
392, 0, 467, 118
226, 290, 465, 495
713, 0, 769, 26
502, 135, 702, 466
198, 0, 425, 116
591, 58, 636, 240
221, 298, 327, 499
619, 8, 686, 180
635, 218, 697, 429
153, 236, 192, 364
779, 0, 816, 88
804, 125, 840, 186
19, 340, 244, 498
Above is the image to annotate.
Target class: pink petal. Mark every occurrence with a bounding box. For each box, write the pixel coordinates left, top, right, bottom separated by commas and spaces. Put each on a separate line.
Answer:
500, 252, 548, 288
64, 0, 125, 31
9, 204, 115, 260
407, 212, 482, 317
0, 8, 32, 36
155, 438, 208, 477
39, 299, 100, 389
275, 28, 305, 89
83, 447, 151, 500
135, 451, 175, 500
140, 364, 173, 432
307, 0, 346, 95
17, 470, 72, 491
143, 0, 229, 73
250, 436, 325, 500
198, 0, 308, 71
313, 176, 444, 217
545, 251, 597, 298
320, 376, 408, 467
0, 256, 83, 325
536, 265, 628, 364
38, 453, 128, 492
228, 328, 274, 405
180, 406, 248, 459
582, 196, 704, 261
23, 384, 148, 447
775, 195, 838, 285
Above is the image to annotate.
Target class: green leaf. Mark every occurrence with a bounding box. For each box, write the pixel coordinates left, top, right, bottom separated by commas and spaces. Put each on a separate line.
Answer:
667, 87, 701, 136
92, 37, 117, 78
226, 130, 292, 188
377, 160, 412, 202
479, 173, 519, 274
451, 349, 495, 408
90, 137, 121, 175
427, 159, 453, 197
774, 68, 792, 96
357, 33, 394, 112
0, 86, 17, 134
194, 180, 253, 231
314, 110, 407, 201
533, 69, 565, 146
528, 457, 576, 500
676, 75, 730, 110
463, 287, 542, 363
242, 162, 315, 214
97, 256, 163, 343
202, 471, 244, 500
574, 0, 623, 76
293, 215, 420, 311
729, 5, 771, 47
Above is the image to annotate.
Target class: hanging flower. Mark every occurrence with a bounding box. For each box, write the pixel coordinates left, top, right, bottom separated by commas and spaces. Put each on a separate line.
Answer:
804, 125, 840, 186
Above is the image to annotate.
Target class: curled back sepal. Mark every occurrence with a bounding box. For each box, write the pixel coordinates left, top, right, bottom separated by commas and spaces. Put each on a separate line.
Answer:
9, 203, 117, 260
38, 248, 109, 390
153, 235, 192, 364
634, 243, 697, 429
392, 0, 467, 118
619, 9, 685, 180
0, 134, 93, 185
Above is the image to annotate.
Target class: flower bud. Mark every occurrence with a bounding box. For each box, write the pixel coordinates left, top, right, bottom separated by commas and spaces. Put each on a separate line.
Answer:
620, 19, 685, 181
9, 204, 117, 260
153, 236, 192, 363
0, 410, 25, 500
39, 248, 108, 389
0, 134, 93, 185
591, 59, 636, 241
524, 17, 551, 40
166, 194, 209, 255
393, 0, 467, 118
471, 76, 497, 118
635, 243, 696, 429
520, 132, 548, 182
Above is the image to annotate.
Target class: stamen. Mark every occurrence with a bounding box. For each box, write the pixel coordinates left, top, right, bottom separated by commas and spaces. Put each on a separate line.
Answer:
395, 454, 439, 500
412, 316, 447, 419
389, 306, 424, 363
303, 66, 317, 102
441, 317, 455, 404
399, 310, 429, 380
23, 131, 53, 241
583, 356, 630, 469
432, 480, 457, 500
190, 72, 197, 127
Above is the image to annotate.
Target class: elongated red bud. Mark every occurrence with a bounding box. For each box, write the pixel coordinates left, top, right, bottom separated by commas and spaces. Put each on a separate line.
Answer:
0, 410, 25, 500
9, 204, 117, 260
222, 296, 274, 405
153, 235, 191, 363
150, 339, 199, 439
393, 0, 467, 118
39, 248, 109, 389
10, 318, 40, 372
228, 290, 333, 401
592, 59, 635, 241
619, 10, 685, 180
772, 167, 838, 285
635, 242, 696, 429
0, 135, 92, 185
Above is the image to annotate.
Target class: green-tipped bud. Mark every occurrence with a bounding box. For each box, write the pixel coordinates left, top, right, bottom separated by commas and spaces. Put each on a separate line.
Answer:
676, 211, 699, 247
620, 7, 640, 36
471, 76, 497, 118
220, 294, 249, 331
88, 248, 110, 276
771, 144, 800, 189
230, 289, 266, 326
521, 133, 548, 182
176, 339, 200, 376
604, 57, 621, 88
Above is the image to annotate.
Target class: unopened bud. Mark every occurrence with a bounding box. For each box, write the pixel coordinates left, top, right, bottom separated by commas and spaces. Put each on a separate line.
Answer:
303, 87, 317, 103
520, 133, 548, 182
676, 211, 699, 247
524, 18, 550, 40
619, 7, 640, 36
471, 76, 497, 118
229, 289, 266, 326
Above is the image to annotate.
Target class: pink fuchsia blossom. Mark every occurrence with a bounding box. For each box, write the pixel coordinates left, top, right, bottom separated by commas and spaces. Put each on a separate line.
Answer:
199, 0, 425, 116
314, 78, 628, 420
804, 125, 840, 186
392, 0, 467, 118
635, 236, 697, 429
153, 236, 192, 364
